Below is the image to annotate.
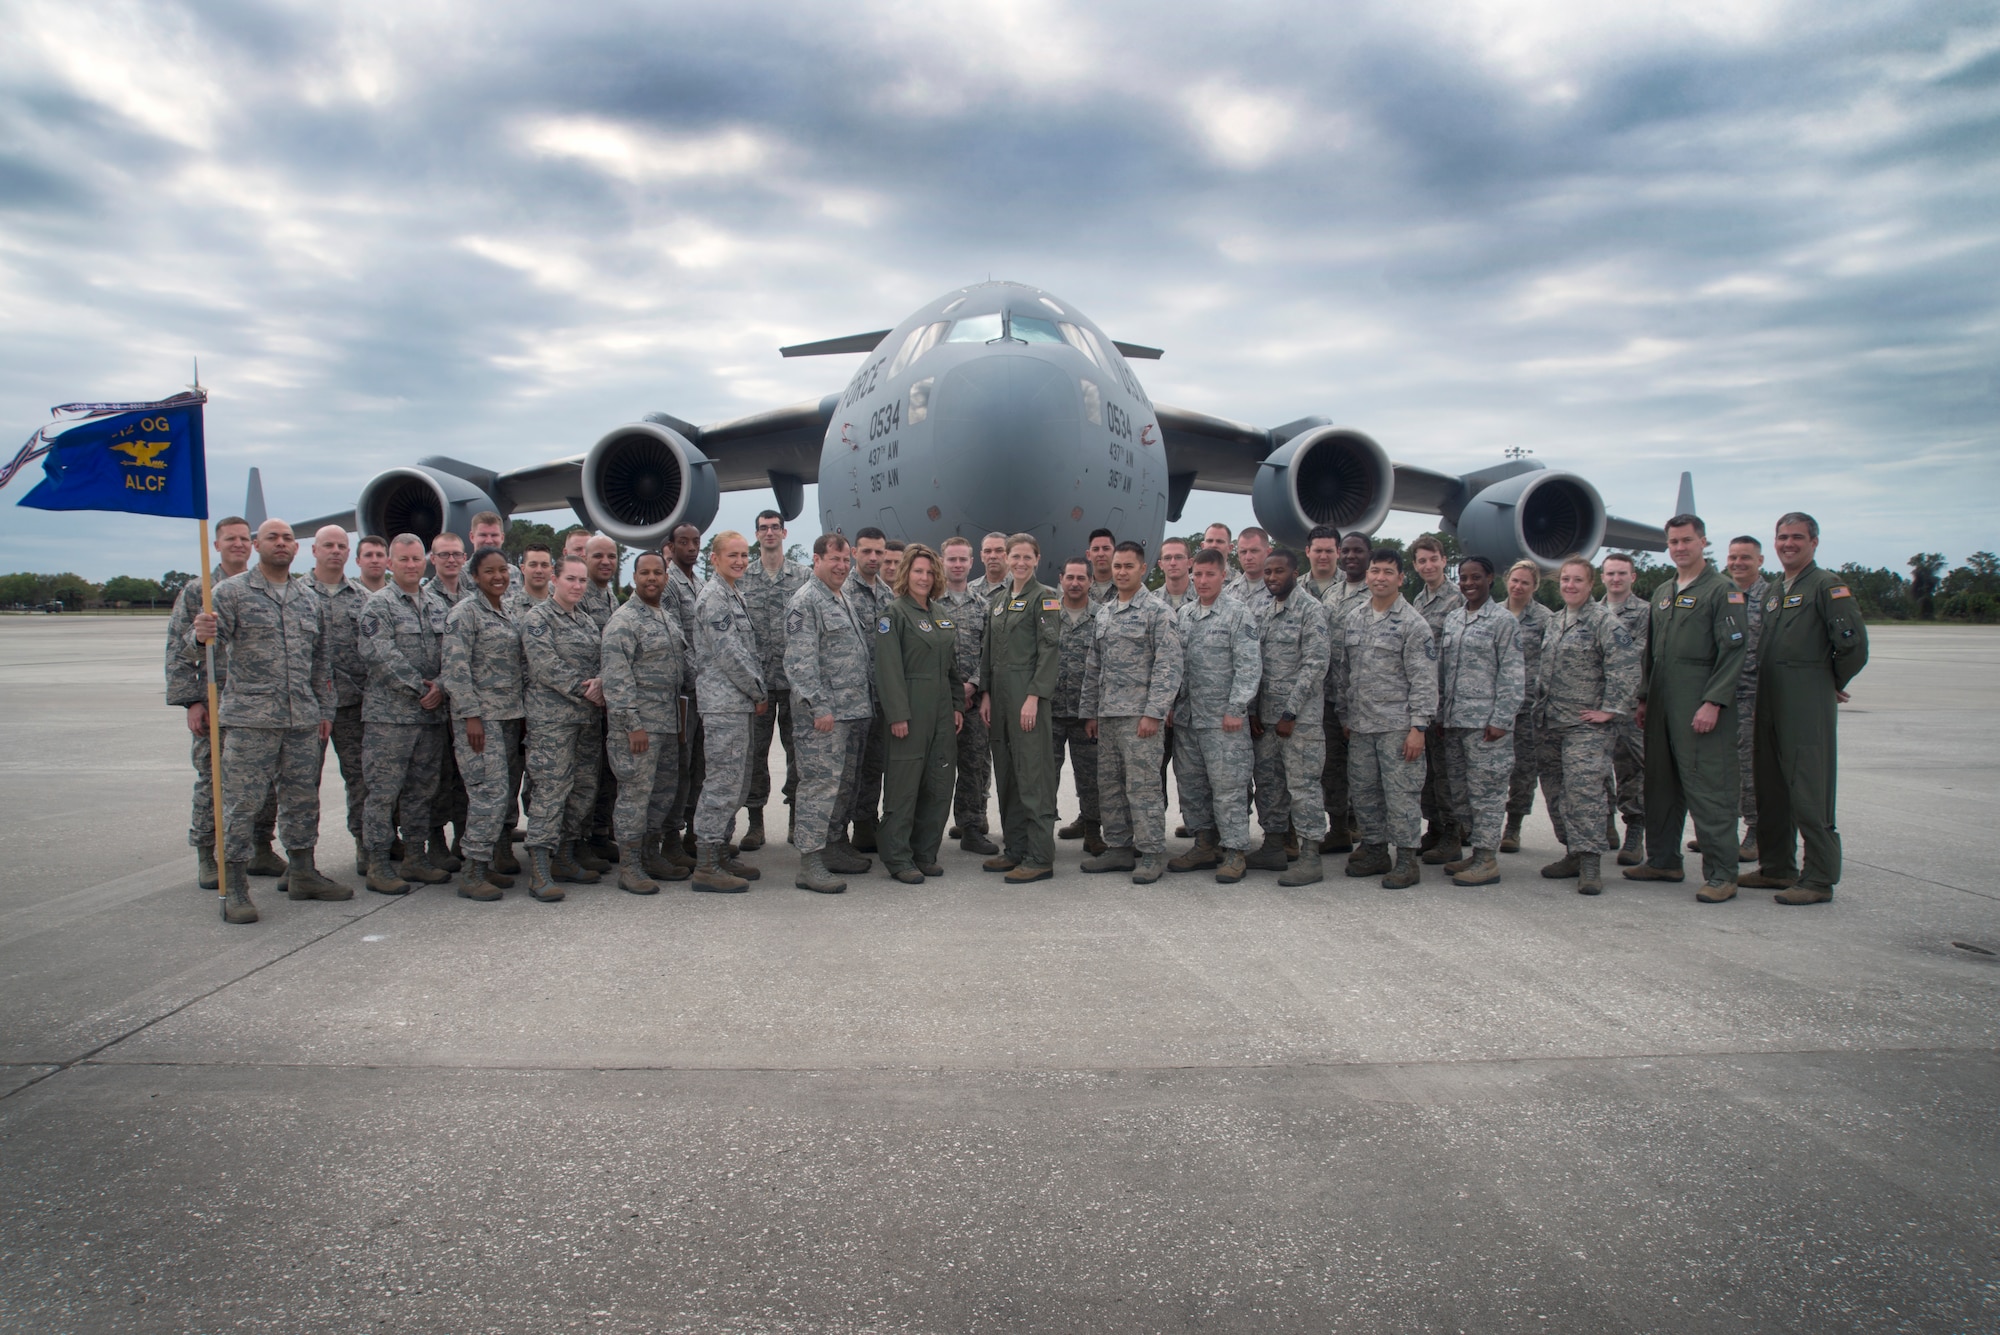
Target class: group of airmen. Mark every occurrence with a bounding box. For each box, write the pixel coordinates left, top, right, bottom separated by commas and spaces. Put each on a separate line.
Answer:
171, 503, 1868, 924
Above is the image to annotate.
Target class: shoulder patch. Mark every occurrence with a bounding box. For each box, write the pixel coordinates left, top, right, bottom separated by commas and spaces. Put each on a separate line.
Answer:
786, 608, 804, 635
1829, 585, 1852, 599
877, 616, 891, 633
1613, 627, 1635, 649
1727, 591, 1745, 604
528, 620, 547, 637
711, 613, 732, 630
1041, 597, 1059, 611
360, 613, 380, 636
1767, 598, 1779, 612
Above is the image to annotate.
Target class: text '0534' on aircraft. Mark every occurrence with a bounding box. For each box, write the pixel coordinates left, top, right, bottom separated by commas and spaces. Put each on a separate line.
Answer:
306, 280, 1669, 577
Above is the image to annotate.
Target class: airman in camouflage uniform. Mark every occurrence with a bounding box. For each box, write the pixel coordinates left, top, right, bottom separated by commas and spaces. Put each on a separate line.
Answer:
520, 577, 607, 895
936, 572, 992, 853
665, 536, 705, 856
1533, 560, 1641, 894
167, 551, 275, 887
190, 523, 341, 923
600, 556, 686, 893
1503, 573, 1556, 852
786, 546, 876, 890
1079, 565, 1182, 882
841, 546, 894, 849
692, 547, 766, 889
359, 552, 451, 895
439, 580, 525, 899
1317, 535, 1374, 854
310, 560, 370, 870
1337, 556, 1439, 887
579, 538, 624, 861
1599, 560, 1652, 862
1247, 556, 1331, 883
1051, 570, 1102, 853
1168, 564, 1261, 880
1436, 572, 1526, 885
1409, 556, 1464, 853
740, 535, 808, 850
424, 565, 473, 872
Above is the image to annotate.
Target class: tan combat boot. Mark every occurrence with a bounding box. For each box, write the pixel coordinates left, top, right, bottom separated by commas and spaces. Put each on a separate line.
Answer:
458, 859, 504, 901
284, 849, 352, 901
1576, 853, 1603, 895
221, 861, 259, 925
1345, 843, 1392, 877
1246, 831, 1289, 871
1278, 847, 1323, 886
739, 809, 766, 852
1215, 850, 1248, 883
1168, 831, 1221, 872
526, 846, 564, 902
1500, 815, 1523, 854
795, 851, 847, 894
616, 841, 659, 895
1540, 851, 1579, 879
1080, 846, 1137, 874
550, 842, 600, 884
1423, 822, 1462, 866
1381, 848, 1421, 889
365, 852, 411, 896
1452, 849, 1501, 886
691, 841, 749, 893
245, 842, 287, 877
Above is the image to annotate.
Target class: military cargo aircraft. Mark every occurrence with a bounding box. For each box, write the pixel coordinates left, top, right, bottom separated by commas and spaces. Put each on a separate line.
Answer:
306, 280, 1667, 575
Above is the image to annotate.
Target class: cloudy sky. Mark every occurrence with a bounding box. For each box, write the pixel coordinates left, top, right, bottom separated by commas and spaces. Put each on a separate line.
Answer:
2, 0, 1995, 580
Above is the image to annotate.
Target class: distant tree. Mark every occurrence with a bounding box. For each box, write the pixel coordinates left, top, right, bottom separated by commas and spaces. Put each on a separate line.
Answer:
1908, 553, 1946, 619
160, 571, 196, 603
44, 573, 100, 610
504, 519, 559, 563
0, 573, 40, 607
1835, 563, 1911, 621
785, 542, 807, 565
100, 576, 166, 607
1940, 551, 2000, 600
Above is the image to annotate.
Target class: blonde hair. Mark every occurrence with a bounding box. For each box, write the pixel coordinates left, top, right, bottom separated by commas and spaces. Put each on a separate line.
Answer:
1006, 532, 1040, 555
1507, 558, 1541, 583
892, 543, 940, 601
708, 529, 746, 556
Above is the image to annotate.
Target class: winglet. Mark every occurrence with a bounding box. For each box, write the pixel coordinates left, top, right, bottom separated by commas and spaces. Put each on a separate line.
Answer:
244, 467, 267, 529
1675, 471, 1696, 520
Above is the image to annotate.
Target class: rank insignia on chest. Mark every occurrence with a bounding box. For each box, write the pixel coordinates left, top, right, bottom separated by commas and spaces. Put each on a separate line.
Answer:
1676, 595, 1698, 608
878, 617, 892, 633
1785, 595, 1804, 608
1727, 591, 1745, 604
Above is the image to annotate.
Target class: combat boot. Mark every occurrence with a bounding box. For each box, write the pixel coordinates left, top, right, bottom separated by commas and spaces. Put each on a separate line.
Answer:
1452, 849, 1501, 887
795, 851, 847, 894
354, 849, 368, 875
196, 844, 219, 890
1215, 850, 1248, 883
365, 852, 411, 896
526, 846, 564, 902
1500, 815, 1523, 854
587, 833, 621, 864
491, 840, 521, 875
1739, 868, 1798, 890
458, 859, 504, 901
681, 827, 698, 857
719, 847, 762, 881
1617, 821, 1645, 867
1622, 861, 1685, 883
614, 842, 658, 894
482, 860, 515, 889
982, 853, 1021, 873
739, 809, 766, 852
245, 841, 287, 877
1605, 813, 1618, 847
550, 842, 600, 884
1168, 831, 1221, 872
1132, 852, 1166, 884
1442, 846, 1477, 875
1423, 822, 1462, 866
1695, 878, 1738, 904
691, 841, 749, 893
1419, 821, 1442, 854
1345, 843, 1392, 877
285, 849, 351, 901
1246, 831, 1289, 872
1739, 823, 1759, 863
1003, 862, 1053, 883
1774, 882, 1833, 906
574, 842, 612, 874
429, 828, 463, 873
1576, 853, 1603, 895
221, 861, 259, 925
1175, 823, 1192, 839
824, 840, 873, 875
1057, 814, 1088, 840
851, 816, 879, 853
1081, 818, 1107, 856
1278, 847, 1323, 887
661, 830, 697, 872
641, 834, 684, 881
891, 866, 926, 884
398, 847, 451, 885
1540, 851, 1579, 879
1381, 848, 1421, 889
1319, 828, 1354, 855
1081, 846, 1137, 874
1284, 829, 1301, 861
959, 826, 999, 855
919, 862, 945, 877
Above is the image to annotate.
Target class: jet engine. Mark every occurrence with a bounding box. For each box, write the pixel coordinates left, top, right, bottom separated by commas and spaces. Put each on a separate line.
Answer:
1451, 469, 1607, 569
356, 464, 499, 548
579, 420, 720, 548
1250, 426, 1395, 549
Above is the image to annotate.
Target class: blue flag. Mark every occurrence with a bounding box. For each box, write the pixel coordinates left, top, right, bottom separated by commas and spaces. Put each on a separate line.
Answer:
10, 392, 208, 520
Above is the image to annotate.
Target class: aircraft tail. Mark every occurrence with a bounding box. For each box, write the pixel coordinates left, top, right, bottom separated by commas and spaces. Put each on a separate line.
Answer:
243, 468, 267, 529
1675, 471, 1696, 519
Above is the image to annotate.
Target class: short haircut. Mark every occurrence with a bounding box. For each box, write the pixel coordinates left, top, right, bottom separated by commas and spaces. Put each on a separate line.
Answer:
1600, 551, 1635, 571
521, 542, 551, 557
1339, 531, 1370, 550
1088, 528, 1116, 546
1063, 556, 1092, 573
1007, 532, 1040, 555
891, 543, 938, 600
1204, 522, 1232, 539
1665, 512, 1707, 537
470, 546, 509, 575
1113, 540, 1147, 560
855, 526, 886, 544
558, 555, 588, 576
755, 509, 784, 526
1306, 524, 1342, 547
1158, 536, 1191, 556
1460, 554, 1495, 578
1369, 547, 1404, 571
390, 533, 426, 552
215, 515, 251, 535
885, 538, 906, 552
669, 521, 703, 542
357, 534, 389, 553
1775, 511, 1819, 540
1560, 556, 1597, 580
941, 535, 973, 552
982, 531, 1008, 545
430, 530, 465, 551
1265, 547, 1297, 571
633, 550, 668, 572
1730, 535, 1762, 550
1410, 535, 1445, 559
1192, 548, 1227, 569
470, 510, 503, 531
1237, 527, 1269, 546
813, 532, 849, 557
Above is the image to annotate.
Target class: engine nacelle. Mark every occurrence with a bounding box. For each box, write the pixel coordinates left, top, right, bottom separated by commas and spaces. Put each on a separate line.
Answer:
1452, 469, 1608, 569
1251, 426, 1394, 549
580, 421, 720, 548
356, 465, 499, 548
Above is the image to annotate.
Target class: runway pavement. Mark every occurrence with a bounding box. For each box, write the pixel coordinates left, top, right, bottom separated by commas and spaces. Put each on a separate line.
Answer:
1, 614, 1995, 1332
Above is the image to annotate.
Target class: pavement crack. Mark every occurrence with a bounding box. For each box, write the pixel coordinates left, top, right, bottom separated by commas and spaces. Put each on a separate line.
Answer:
1846, 858, 2000, 902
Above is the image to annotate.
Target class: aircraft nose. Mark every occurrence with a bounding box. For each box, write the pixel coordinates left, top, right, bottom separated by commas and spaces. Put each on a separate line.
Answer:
935, 353, 1081, 531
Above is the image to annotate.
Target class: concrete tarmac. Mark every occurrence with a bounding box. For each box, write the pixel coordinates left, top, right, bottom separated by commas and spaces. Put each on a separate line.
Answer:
1, 615, 1996, 1332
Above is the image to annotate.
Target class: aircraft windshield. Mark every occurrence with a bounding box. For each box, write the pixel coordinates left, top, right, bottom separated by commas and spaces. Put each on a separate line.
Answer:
945, 313, 1004, 343
1008, 314, 1066, 345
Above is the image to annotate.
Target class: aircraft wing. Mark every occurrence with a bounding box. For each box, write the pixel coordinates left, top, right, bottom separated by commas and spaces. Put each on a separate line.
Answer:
1155, 402, 1465, 515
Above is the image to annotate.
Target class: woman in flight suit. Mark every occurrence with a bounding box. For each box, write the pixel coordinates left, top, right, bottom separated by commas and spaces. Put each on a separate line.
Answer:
875, 544, 964, 882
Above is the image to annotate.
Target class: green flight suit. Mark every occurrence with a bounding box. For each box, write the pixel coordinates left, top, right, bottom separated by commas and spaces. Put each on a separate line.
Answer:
982, 578, 1063, 869
1753, 563, 1869, 890
1636, 564, 1747, 885
876, 595, 964, 874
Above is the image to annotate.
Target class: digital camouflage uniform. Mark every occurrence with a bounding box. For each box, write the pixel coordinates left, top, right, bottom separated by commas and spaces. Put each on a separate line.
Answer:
439, 594, 525, 862
1733, 578, 1769, 826
1438, 600, 1527, 852
785, 577, 875, 855
1635, 566, 1747, 885
519, 597, 605, 851
1153, 582, 1197, 791
982, 579, 1063, 869
425, 577, 474, 842
1600, 593, 1651, 828
579, 579, 622, 845
1088, 578, 1116, 604
500, 586, 549, 828
692, 577, 764, 844
358, 582, 448, 857
666, 564, 704, 837
1337, 596, 1438, 851
1506, 599, 1556, 821
1532, 603, 1639, 857
166, 567, 273, 851
309, 573, 370, 845
937, 583, 990, 832
600, 596, 686, 846
1318, 578, 1372, 837
1080, 589, 1182, 856
1411, 580, 1464, 834
841, 570, 894, 828
741, 555, 809, 820
1252, 588, 1331, 841
1173, 596, 1261, 851
1050, 603, 1099, 826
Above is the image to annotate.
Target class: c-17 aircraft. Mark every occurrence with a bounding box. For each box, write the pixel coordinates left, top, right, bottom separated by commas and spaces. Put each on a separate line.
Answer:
305, 280, 1667, 577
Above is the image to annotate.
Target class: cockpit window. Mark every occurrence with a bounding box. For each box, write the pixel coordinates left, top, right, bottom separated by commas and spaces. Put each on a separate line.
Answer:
887, 321, 946, 377
1057, 322, 1102, 368
944, 312, 1004, 343
1008, 314, 1066, 345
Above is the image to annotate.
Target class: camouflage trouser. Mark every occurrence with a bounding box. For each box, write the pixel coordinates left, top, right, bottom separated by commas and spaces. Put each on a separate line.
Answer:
1735, 685, 1757, 824
792, 717, 867, 854
1444, 726, 1514, 851
315, 702, 366, 839
671, 696, 702, 835
190, 726, 273, 848
1096, 716, 1167, 854
748, 688, 797, 811
363, 722, 444, 855
451, 717, 522, 862
607, 726, 681, 846
1320, 700, 1353, 837
1506, 709, 1539, 820
1349, 730, 1424, 851
524, 711, 601, 850
1253, 720, 1328, 841
1052, 716, 1098, 822
1608, 715, 1644, 824
1538, 721, 1613, 855
1419, 723, 1448, 827
222, 725, 321, 862
434, 718, 469, 839
954, 691, 992, 830
695, 710, 754, 843
1174, 725, 1253, 851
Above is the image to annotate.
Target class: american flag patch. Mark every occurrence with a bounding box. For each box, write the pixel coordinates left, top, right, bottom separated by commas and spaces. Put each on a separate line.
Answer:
1727, 591, 1745, 603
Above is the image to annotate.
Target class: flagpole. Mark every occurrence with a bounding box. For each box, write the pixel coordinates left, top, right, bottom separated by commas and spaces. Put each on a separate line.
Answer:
199, 519, 225, 898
